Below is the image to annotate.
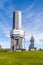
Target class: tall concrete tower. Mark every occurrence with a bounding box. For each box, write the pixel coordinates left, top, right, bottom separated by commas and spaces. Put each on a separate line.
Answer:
29, 35, 35, 50
10, 11, 25, 51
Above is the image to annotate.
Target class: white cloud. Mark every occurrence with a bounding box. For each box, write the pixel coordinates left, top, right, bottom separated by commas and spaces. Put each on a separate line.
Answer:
0, 40, 10, 48
23, 0, 37, 13
0, 0, 14, 48
0, 22, 11, 38
22, 6, 43, 49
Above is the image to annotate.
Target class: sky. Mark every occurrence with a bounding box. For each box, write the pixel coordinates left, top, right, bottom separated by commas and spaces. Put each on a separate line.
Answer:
0, 0, 43, 50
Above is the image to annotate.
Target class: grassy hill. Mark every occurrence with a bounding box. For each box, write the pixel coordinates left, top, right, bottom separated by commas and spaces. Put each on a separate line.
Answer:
0, 51, 43, 65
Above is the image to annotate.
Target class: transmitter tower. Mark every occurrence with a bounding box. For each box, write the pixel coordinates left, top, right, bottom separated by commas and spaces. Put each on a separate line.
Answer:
10, 11, 25, 51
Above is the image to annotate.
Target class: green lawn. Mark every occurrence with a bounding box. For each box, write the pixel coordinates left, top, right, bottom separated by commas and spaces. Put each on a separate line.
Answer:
0, 51, 43, 65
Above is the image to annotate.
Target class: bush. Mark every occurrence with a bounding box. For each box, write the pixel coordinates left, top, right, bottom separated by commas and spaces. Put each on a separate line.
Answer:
0, 48, 11, 52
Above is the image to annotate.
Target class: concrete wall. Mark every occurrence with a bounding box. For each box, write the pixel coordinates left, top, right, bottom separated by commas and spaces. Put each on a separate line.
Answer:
13, 11, 22, 29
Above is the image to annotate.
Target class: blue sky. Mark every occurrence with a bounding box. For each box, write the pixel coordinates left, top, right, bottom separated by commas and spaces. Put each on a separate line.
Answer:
0, 0, 43, 50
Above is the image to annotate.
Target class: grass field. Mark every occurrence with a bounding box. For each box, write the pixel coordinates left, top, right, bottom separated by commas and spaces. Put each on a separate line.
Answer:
0, 51, 43, 65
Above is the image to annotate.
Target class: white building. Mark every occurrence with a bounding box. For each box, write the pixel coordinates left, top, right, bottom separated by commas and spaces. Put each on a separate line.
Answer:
10, 11, 25, 51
